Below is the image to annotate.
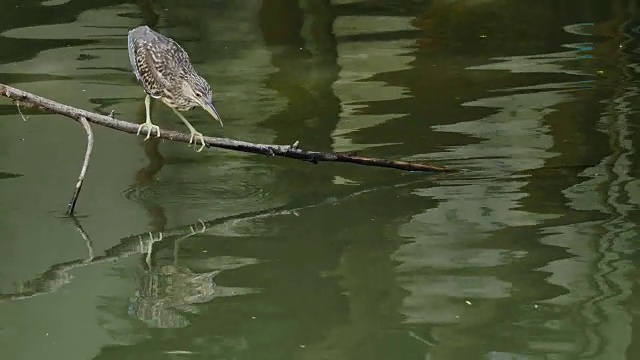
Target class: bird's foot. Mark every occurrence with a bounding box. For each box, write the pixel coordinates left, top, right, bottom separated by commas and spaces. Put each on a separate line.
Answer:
189, 220, 206, 235
137, 122, 161, 140
188, 131, 206, 152
138, 231, 163, 250
139, 231, 163, 267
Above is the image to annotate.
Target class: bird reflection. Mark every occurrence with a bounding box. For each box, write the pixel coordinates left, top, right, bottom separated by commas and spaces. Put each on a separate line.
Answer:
130, 221, 219, 328
127, 264, 220, 328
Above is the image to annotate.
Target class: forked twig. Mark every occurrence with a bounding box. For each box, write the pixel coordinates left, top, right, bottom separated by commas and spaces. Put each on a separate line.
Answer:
66, 116, 94, 215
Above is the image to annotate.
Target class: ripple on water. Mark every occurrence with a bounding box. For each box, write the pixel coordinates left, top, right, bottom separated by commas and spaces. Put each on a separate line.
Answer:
166, 179, 274, 207
122, 160, 277, 208
331, 14, 418, 152
392, 20, 598, 358
122, 162, 283, 238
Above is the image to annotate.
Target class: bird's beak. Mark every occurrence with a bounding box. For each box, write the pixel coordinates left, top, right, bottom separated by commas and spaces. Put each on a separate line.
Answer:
203, 100, 223, 127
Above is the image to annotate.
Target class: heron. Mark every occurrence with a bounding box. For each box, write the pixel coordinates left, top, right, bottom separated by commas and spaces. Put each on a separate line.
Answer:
127, 25, 223, 152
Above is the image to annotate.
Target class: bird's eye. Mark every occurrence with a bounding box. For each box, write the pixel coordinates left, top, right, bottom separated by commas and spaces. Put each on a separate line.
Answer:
195, 92, 202, 97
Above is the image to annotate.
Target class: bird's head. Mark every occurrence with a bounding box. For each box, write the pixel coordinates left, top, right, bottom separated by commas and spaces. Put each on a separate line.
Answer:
184, 75, 223, 127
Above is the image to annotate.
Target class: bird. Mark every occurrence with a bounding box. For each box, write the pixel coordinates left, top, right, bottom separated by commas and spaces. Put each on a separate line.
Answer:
127, 25, 223, 152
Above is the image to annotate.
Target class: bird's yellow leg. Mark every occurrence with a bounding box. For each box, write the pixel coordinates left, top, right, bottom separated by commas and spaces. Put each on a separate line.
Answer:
170, 108, 206, 152
138, 231, 163, 268
137, 95, 161, 140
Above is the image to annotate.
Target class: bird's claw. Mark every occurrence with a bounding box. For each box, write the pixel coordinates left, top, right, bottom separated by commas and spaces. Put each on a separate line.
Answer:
137, 123, 161, 140
140, 231, 163, 268
148, 231, 163, 244
189, 220, 206, 235
188, 132, 206, 152
138, 231, 163, 251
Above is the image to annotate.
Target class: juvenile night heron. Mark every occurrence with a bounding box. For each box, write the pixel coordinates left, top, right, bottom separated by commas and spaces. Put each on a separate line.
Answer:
127, 25, 223, 152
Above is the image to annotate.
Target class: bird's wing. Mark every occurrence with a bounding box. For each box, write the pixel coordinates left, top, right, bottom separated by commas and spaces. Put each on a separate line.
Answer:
160, 35, 195, 80
128, 30, 167, 98
127, 30, 142, 82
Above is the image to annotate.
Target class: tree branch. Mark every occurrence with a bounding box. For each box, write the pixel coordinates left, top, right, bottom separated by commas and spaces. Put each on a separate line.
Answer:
0, 83, 452, 173
66, 116, 94, 216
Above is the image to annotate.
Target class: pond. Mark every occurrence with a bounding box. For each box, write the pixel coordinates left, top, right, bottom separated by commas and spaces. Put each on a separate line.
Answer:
1, 0, 639, 359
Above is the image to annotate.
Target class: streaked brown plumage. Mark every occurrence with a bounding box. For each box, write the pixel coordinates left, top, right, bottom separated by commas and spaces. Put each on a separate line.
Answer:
127, 25, 223, 151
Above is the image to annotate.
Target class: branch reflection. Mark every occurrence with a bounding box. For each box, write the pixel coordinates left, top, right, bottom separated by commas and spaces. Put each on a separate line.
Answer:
0, 178, 428, 306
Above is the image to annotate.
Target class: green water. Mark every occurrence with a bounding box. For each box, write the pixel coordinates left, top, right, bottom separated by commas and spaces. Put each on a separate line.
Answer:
1, 0, 640, 359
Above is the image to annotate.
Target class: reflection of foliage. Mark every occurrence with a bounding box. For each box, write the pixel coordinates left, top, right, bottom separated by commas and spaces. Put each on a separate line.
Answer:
128, 265, 220, 328
412, 0, 575, 54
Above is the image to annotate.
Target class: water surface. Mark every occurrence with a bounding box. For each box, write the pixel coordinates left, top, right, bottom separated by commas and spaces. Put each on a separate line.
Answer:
1, 0, 640, 359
